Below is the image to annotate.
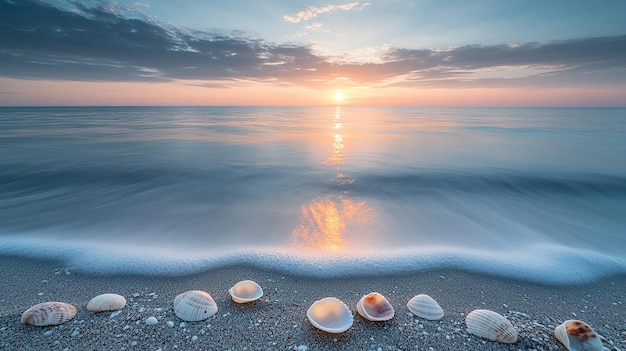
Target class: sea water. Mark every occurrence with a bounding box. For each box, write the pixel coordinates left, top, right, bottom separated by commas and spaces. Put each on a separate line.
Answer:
1, 106, 625, 283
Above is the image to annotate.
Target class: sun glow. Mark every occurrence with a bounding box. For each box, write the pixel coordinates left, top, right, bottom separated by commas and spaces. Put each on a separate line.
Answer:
333, 90, 345, 103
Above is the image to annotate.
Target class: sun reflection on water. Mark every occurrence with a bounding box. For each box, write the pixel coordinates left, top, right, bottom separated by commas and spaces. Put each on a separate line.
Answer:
290, 106, 377, 253
290, 196, 375, 252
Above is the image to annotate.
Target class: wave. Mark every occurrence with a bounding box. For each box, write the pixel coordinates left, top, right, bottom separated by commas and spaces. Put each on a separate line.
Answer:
330, 171, 626, 198
1, 237, 624, 285
3, 164, 625, 199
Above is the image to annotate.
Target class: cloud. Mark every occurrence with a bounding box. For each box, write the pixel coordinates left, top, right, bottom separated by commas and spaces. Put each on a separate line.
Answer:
283, 2, 369, 23
0, 0, 625, 90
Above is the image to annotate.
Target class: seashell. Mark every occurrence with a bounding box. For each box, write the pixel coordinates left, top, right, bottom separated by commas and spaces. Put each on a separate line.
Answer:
406, 294, 444, 320
554, 320, 604, 351
465, 309, 518, 344
87, 293, 126, 312
307, 297, 353, 333
356, 292, 395, 321
173, 290, 218, 322
20, 302, 77, 326
228, 280, 263, 304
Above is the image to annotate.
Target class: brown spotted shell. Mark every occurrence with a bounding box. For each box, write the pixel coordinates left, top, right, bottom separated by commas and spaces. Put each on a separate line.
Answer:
554, 320, 604, 351
356, 292, 395, 321
20, 302, 77, 326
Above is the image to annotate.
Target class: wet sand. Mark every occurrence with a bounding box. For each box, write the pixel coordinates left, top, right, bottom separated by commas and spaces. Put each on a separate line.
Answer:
1, 254, 624, 350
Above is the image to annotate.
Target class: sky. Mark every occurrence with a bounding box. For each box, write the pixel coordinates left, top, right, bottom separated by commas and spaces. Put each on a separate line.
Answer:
1, 0, 626, 106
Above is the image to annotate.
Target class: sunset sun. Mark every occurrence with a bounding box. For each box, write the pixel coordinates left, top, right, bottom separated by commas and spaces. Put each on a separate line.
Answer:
333, 91, 345, 103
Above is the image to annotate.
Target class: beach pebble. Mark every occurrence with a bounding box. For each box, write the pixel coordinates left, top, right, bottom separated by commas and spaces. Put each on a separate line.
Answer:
145, 316, 158, 325
109, 310, 122, 318
166, 320, 174, 327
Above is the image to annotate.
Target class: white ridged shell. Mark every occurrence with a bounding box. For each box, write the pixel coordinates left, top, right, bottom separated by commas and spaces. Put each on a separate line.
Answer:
406, 294, 444, 320
307, 297, 353, 333
173, 290, 218, 322
20, 302, 77, 326
228, 280, 263, 304
465, 309, 518, 344
554, 320, 604, 351
356, 292, 395, 321
87, 293, 126, 312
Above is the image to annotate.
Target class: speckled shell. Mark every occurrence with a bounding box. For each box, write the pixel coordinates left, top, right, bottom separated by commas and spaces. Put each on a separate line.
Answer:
465, 309, 518, 344
173, 290, 218, 322
307, 297, 353, 333
228, 280, 263, 304
87, 293, 126, 312
356, 292, 395, 321
20, 302, 77, 326
406, 294, 444, 320
554, 320, 604, 351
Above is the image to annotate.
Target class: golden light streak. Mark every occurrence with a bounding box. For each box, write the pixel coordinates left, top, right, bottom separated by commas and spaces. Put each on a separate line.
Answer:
290, 106, 376, 253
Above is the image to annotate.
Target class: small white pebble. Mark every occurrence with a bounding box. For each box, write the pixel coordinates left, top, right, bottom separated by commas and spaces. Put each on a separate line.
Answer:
191, 335, 198, 342
110, 310, 122, 318
37, 292, 44, 296
145, 316, 158, 325
130, 341, 137, 346
179, 322, 186, 328
167, 321, 174, 328
43, 330, 53, 337
294, 346, 308, 351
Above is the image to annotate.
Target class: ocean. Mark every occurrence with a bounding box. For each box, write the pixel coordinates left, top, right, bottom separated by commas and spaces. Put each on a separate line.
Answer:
1, 106, 625, 283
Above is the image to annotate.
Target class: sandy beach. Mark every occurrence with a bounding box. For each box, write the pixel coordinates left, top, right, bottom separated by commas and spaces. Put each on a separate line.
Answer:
1, 255, 624, 351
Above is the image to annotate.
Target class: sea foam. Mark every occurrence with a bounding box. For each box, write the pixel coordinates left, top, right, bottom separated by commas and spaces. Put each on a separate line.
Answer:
1, 236, 624, 285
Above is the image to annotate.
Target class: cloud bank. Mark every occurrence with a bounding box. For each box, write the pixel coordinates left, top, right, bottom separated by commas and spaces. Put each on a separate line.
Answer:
1, 0, 625, 90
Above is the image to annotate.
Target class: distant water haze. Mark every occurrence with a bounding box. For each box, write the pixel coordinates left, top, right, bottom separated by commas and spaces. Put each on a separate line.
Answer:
1, 106, 625, 283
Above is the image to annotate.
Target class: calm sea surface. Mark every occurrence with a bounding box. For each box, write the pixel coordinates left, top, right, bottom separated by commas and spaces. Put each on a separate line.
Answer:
1, 106, 625, 282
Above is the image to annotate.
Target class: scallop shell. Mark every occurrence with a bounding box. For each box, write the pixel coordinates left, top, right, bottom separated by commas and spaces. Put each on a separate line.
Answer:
465, 309, 518, 344
20, 302, 77, 326
406, 294, 444, 320
356, 292, 395, 321
306, 297, 353, 333
87, 293, 126, 312
229, 280, 263, 304
554, 320, 605, 351
173, 290, 218, 322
